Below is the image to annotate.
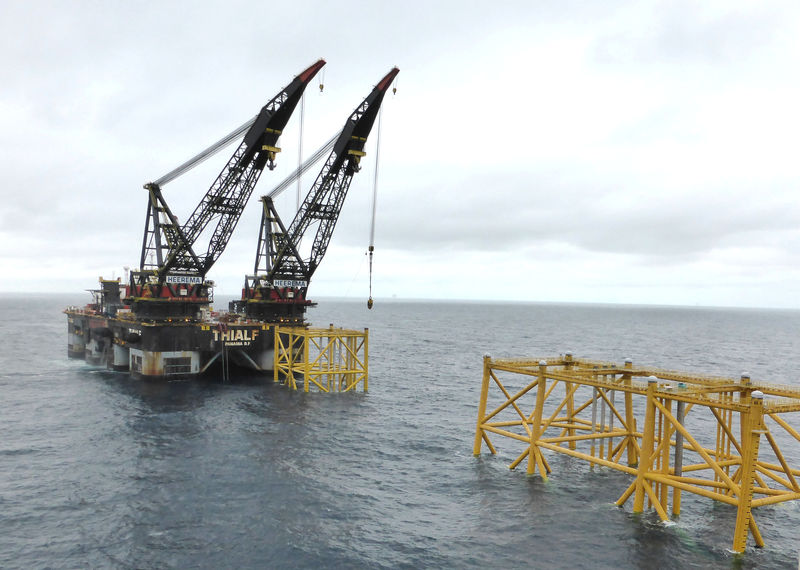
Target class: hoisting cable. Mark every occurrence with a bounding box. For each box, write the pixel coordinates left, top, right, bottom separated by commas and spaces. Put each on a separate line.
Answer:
267, 134, 337, 200
152, 115, 257, 187
366, 105, 383, 310
296, 93, 305, 211
151, 65, 328, 190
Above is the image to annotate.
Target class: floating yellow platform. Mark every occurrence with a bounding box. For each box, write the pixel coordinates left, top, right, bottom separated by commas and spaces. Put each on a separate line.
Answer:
473, 354, 800, 553
273, 325, 368, 392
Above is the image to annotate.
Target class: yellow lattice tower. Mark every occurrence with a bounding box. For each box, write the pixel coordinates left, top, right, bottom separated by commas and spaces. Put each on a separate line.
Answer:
473, 355, 800, 553
273, 325, 368, 392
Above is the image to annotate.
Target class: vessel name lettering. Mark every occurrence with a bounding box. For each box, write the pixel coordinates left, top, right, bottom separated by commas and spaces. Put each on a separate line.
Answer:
165, 275, 203, 285
212, 328, 259, 343
273, 279, 307, 288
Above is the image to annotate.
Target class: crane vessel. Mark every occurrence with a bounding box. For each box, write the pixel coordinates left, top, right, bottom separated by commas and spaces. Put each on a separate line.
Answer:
65, 63, 398, 379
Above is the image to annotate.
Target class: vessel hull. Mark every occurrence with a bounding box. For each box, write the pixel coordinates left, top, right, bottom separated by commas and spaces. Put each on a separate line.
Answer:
65, 310, 275, 380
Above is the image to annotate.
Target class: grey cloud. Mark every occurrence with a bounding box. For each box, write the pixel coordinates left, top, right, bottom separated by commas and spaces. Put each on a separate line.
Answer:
593, 2, 789, 66
1, 1, 798, 307
347, 168, 799, 261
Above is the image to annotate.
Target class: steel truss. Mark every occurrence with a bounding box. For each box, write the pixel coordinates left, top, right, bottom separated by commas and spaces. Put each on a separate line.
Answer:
274, 325, 368, 392
473, 354, 800, 553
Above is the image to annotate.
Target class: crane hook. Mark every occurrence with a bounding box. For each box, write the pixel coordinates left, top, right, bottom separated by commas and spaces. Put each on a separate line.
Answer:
367, 245, 374, 309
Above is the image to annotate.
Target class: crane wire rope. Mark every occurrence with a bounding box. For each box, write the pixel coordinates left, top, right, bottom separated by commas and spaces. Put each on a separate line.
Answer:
296, 93, 305, 211
152, 116, 257, 187
148, 113, 337, 206
266, 134, 337, 200
366, 105, 383, 310
295, 72, 323, 209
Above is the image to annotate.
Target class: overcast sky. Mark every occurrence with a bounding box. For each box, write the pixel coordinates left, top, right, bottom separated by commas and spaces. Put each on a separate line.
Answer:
2, 1, 799, 308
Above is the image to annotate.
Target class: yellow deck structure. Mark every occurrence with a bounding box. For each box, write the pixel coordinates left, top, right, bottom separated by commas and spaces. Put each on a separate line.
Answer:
273, 325, 368, 392
473, 354, 800, 553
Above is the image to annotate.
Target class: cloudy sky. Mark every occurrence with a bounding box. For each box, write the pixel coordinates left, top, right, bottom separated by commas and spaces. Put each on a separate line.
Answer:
2, 1, 799, 308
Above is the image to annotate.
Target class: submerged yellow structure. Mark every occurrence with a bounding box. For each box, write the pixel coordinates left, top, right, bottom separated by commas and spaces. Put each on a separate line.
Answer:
273, 325, 368, 392
473, 354, 800, 553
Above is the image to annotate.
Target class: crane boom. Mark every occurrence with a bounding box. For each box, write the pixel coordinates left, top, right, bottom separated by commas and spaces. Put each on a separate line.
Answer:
129, 59, 326, 320
238, 67, 399, 322
278, 67, 399, 278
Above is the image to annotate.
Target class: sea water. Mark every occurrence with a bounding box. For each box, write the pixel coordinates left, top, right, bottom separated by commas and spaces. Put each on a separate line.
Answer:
1, 293, 798, 568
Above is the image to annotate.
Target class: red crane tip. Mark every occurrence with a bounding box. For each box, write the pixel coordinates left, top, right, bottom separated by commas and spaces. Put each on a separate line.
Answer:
298, 59, 327, 83
376, 67, 400, 92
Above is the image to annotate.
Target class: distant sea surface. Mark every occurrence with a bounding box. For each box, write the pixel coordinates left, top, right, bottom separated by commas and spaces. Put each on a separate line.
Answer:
1, 293, 799, 569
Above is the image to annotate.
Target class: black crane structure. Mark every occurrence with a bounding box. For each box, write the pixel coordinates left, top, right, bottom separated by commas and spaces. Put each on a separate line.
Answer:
239, 67, 400, 323
127, 60, 326, 320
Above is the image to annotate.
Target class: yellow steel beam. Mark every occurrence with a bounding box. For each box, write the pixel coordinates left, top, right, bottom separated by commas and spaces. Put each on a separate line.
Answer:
751, 491, 800, 507
527, 361, 549, 478
763, 429, 800, 491
644, 473, 739, 506
651, 396, 741, 496
733, 394, 765, 551
541, 381, 579, 434
540, 429, 631, 444
755, 464, 797, 492
481, 373, 540, 429
756, 459, 800, 478
480, 424, 532, 444
768, 413, 800, 443
633, 379, 659, 512
709, 405, 745, 457
537, 440, 638, 475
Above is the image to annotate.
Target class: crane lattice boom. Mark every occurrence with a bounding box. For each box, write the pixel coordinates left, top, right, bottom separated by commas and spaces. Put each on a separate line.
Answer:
240, 67, 399, 323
